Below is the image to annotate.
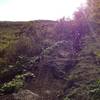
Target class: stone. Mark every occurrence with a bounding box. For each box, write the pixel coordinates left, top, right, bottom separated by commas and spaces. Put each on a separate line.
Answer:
13, 89, 40, 100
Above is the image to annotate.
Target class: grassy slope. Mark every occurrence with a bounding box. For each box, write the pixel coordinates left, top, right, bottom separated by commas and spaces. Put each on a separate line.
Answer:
0, 20, 100, 100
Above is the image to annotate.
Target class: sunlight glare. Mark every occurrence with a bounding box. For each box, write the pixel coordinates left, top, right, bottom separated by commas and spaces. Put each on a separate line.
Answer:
0, 0, 87, 21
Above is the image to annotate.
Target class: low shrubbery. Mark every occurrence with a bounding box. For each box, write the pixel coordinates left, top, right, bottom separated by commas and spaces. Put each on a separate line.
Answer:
0, 76, 24, 94
89, 80, 100, 100
0, 72, 34, 94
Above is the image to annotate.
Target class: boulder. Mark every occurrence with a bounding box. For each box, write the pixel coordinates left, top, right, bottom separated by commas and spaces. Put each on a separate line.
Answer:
38, 40, 76, 79
13, 89, 40, 100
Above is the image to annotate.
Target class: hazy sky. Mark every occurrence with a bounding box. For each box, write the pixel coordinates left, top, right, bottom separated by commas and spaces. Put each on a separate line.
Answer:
0, 0, 87, 21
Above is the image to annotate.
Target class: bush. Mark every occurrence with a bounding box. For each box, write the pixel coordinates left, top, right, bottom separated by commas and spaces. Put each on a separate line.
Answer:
64, 96, 70, 100
0, 76, 24, 94
0, 71, 35, 94
89, 80, 100, 100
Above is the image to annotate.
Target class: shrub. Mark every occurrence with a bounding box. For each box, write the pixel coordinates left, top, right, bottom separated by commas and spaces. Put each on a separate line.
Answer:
89, 80, 100, 100
64, 96, 70, 100
0, 78, 24, 94
0, 72, 34, 94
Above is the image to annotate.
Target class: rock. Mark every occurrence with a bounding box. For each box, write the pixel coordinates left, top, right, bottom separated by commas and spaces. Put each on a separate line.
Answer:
38, 40, 76, 79
13, 89, 40, 100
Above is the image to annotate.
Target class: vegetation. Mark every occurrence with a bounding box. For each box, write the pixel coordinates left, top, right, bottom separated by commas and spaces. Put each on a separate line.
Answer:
0, 76, 23, 93
0, 0, 100, 99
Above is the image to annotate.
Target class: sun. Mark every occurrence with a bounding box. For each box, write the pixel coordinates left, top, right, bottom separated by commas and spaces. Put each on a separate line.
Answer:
50, 0, 87, 19
0, 0, 87, 21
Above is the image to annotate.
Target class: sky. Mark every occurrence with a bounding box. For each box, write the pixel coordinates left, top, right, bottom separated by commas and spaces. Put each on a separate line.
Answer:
0, 0, 87, 21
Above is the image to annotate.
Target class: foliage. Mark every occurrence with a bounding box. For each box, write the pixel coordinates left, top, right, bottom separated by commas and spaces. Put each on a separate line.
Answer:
0, 77, 24, 93
0, 71, 34, 94
63, 96, 70, 100
89, 80, 100, 100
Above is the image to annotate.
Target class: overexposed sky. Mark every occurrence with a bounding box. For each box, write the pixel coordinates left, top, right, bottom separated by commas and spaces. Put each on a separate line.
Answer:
0, 0, 87, 21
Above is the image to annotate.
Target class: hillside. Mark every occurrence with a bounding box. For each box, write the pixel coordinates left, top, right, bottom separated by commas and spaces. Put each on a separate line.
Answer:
0, 19, 99, 100
0, 0, 100, 100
